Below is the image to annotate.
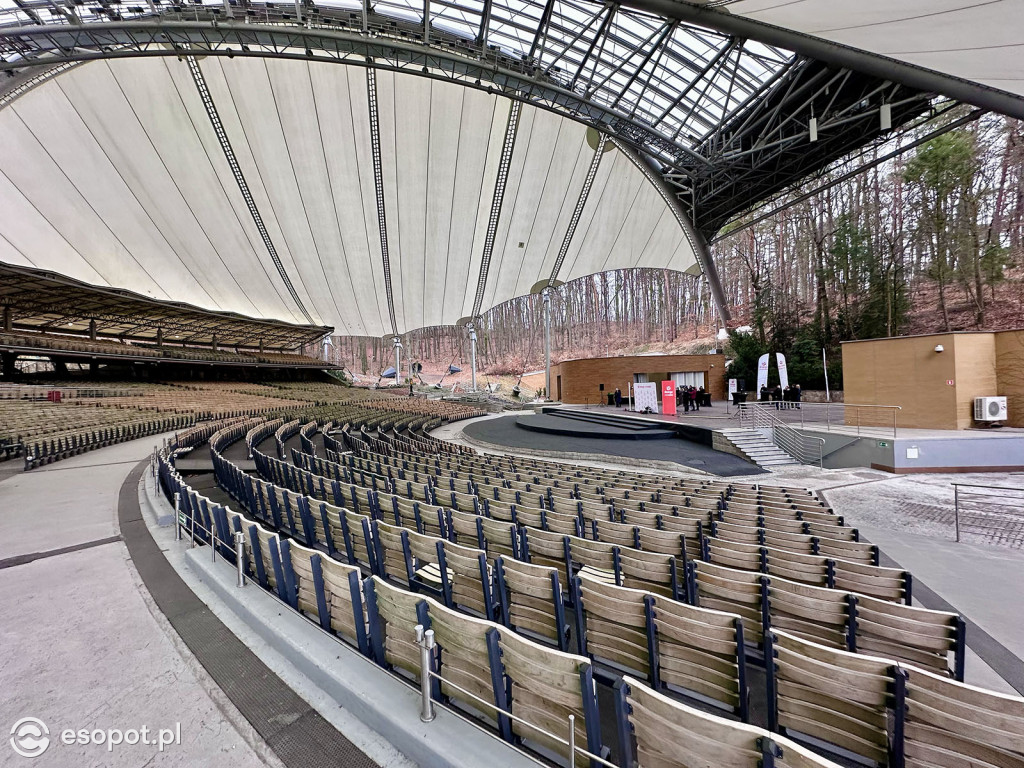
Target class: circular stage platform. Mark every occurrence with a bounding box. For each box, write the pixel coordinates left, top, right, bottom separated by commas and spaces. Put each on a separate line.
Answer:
515, 411, 677, 440
463, 412, 764, 476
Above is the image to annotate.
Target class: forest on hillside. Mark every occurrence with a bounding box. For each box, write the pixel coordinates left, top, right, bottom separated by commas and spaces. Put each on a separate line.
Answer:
331, 109, 1024, 391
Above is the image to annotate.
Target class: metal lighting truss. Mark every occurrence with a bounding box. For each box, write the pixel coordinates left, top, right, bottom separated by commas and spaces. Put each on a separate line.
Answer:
471, 99, 521, 320
366, 65, 399, 337
185, 51, 316, 325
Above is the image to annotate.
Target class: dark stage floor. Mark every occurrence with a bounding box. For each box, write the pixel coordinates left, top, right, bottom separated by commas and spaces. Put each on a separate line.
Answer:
464, 414, 764, 476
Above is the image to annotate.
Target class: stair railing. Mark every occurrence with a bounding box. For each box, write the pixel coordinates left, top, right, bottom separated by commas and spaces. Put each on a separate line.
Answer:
738, 403, 825, 468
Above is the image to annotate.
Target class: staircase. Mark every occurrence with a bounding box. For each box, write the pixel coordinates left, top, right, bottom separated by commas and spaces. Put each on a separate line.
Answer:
717, 428, 800, 469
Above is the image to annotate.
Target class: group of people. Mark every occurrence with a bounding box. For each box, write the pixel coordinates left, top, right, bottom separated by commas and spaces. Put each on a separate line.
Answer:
611, 385, 710, 412
759, 383, 802, 409
676, 385, 707, 412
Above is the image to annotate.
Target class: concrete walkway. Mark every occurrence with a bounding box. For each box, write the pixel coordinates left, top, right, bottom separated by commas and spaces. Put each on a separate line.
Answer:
0, 437, 281, 767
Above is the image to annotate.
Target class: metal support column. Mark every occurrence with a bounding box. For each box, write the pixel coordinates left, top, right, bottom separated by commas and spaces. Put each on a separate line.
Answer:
393, 336, 402, 385
468, 325, 478, 392
543, 291, 551, 400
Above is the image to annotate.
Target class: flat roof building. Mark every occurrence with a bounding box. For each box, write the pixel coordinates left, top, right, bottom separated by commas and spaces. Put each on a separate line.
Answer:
842, 330, 1024, 430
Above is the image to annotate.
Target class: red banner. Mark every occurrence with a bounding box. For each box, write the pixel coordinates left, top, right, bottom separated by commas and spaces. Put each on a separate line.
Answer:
661, 381, 676, 416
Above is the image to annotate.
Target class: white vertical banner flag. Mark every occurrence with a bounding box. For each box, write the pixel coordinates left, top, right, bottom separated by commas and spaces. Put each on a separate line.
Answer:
776, 353, 789, 389
756, 354, 770, 393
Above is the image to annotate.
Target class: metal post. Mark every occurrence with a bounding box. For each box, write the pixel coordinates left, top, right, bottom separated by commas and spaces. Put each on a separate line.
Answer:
394, 337, 402, 387
174, 492, 182, 542
468, 326, 478, 392
568, 713, 575, 765
235, 531, 246, 587
954, 485, 961, 542
189, 505, 196, 548
856, 408, 860, 436
542, 291, 551, 401
822, 347, 830, 402
212, 529, 217, 562
416, 624, 436, 722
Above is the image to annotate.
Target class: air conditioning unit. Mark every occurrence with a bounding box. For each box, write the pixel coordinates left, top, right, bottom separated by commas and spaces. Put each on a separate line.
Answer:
974, 396, 1007, 422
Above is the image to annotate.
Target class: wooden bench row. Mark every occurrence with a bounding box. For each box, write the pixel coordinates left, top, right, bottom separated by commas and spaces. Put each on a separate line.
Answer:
219, 445, 963, 682
173, 448, 1024, 768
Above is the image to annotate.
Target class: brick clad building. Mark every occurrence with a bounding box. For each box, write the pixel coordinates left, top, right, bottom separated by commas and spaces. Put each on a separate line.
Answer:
538, 353, 727, 405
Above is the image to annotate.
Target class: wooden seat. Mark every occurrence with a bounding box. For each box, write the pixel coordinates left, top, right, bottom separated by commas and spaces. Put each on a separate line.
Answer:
317, 552, 369, 651
574, 575, 651, 680
448, 509, 518, 561
651, 593, 748, 720
690, 561, 766, 644
495, 623, 603, 767
426, 600, 499, 719
618, 547, 681, 600
855, 594, 964, 679
765, 575, 851, 650
833, 557, 910, 603
521, 527, 571, 589
494, 556, 569, 651
767, 629, 896, 766
615, 675, 844, 768
364, 575, 430, 679
903, 663, 1024, 768
437, 539, 493, 619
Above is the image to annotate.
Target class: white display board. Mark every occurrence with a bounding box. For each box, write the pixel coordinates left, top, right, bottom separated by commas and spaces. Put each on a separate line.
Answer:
633, 382, 659, 413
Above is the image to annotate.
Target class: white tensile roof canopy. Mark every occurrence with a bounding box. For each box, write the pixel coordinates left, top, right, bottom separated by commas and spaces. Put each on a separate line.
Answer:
0, 0, 1021, 338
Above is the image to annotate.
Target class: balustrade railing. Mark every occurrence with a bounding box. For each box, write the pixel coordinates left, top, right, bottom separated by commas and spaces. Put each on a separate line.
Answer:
738, 403, 825, 467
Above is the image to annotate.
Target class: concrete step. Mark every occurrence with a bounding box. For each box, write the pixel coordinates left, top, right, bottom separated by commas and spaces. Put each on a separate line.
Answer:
717, 428, 801, 469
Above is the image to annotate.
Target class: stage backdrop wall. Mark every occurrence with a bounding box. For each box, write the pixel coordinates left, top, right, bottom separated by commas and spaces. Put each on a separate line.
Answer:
546, 353, 727, 405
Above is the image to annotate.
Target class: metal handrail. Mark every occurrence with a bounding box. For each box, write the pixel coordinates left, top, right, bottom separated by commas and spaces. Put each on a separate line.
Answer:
415, 627, 617, 768
744, 401, 902, 439
738, 403, 825, 467
951, 482, 1024, 543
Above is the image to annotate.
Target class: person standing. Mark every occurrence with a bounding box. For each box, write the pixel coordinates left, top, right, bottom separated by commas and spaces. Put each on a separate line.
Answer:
614, 387, 622, 408
793, 383, 802, 409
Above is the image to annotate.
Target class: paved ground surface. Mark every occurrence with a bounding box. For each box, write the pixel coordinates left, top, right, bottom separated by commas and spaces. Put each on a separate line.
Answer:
462, 413, 765, 476
0, 435, 282, 768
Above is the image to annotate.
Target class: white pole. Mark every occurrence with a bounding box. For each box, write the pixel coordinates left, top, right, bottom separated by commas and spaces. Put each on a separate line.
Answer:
394, 337, 402, 386
469, 326, 478, 392
543, 291, 551, 401
822, 347, 830, 402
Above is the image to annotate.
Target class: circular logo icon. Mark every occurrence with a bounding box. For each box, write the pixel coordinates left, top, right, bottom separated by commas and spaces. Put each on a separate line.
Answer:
10, 718, 50, 759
